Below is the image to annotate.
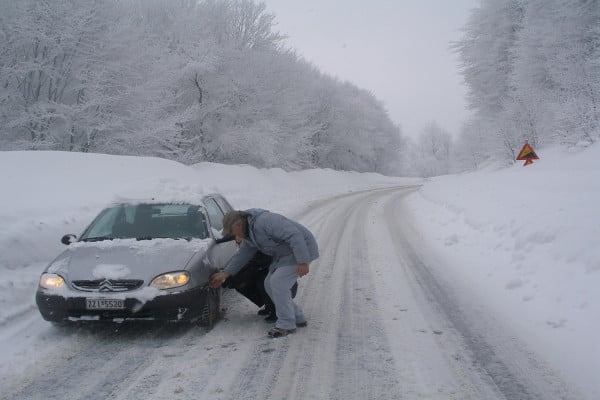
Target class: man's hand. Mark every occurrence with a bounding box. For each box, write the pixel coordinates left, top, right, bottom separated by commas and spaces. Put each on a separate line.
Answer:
297, 263, 309, 277
210, 271, 230, 288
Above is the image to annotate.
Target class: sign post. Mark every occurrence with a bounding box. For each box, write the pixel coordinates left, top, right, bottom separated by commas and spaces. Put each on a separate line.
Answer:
516, 142, 539, 166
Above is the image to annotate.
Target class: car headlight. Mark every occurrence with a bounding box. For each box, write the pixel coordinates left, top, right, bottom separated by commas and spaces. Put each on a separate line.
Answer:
150, 271, 190, 289
39, 273, 65, 289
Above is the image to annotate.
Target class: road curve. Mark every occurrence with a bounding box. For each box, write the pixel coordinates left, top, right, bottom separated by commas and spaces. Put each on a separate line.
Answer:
1, 186, 578, 400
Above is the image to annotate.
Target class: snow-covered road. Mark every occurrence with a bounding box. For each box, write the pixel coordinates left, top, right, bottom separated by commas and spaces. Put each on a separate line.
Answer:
1, 186, 580, 400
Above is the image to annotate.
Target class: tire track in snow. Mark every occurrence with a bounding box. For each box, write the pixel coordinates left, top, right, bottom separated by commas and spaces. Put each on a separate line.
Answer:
1, 186, 408, 400
329, 190, 402, 400
225, 186, 410, 400
381, 189, 576, 400
0, 189, 393, 400
224, 190, 362, 400
1, 323, 195, 400
8, 185, 570, 400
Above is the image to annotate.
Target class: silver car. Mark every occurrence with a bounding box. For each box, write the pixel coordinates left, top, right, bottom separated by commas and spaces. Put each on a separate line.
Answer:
35, 194, 238, 327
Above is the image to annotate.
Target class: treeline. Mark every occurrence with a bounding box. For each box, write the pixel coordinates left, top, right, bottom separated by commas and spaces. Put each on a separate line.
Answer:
449, 0, 600, 170
406, 0, 600, 177
0, 0, 403, 174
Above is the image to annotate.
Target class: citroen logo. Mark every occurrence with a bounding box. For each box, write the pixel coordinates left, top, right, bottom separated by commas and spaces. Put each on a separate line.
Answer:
98, 279, 114, 292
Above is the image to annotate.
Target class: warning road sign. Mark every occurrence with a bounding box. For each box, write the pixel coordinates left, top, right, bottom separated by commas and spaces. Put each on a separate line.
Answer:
516, 142, 539, 166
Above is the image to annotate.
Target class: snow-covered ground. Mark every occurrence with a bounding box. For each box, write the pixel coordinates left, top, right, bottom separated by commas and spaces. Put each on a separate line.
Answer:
0, 146, 598, 399
403, 144, 600, 398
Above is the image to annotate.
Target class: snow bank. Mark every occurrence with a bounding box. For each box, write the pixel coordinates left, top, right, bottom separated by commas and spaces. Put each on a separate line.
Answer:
404, 143, 600, 397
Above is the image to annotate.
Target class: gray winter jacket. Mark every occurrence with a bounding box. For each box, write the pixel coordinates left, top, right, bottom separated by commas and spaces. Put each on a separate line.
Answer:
224, 209, 319, 276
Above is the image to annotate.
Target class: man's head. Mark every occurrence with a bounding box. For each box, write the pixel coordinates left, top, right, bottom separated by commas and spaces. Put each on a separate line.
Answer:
222, 210, 247, 237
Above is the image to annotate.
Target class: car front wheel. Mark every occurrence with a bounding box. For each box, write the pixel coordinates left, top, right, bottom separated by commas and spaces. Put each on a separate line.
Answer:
197, 287, 221, 329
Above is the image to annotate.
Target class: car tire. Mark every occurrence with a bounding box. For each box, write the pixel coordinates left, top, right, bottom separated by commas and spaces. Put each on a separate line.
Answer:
198, 287, 221, 329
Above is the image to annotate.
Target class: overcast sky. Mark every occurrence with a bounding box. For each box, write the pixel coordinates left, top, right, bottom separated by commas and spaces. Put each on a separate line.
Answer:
262, 0, 477, 139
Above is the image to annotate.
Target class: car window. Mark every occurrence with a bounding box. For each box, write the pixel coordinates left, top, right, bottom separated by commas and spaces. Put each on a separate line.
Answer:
80, 204, 209, 240
123, 205, 135, 223
129, 204, 209, 239
214, 196, 233, 213
81, 207, 121, 239
204, 198, 224, 232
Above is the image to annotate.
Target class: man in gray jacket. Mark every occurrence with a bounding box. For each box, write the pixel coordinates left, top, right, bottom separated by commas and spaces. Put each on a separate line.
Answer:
210, 209, 319, 338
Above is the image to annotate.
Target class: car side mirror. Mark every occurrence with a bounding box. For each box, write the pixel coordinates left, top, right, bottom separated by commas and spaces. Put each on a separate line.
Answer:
61, 234, 77, 245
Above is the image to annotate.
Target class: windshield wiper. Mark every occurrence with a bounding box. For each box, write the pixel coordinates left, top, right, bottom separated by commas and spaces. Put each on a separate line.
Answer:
135, 236, 194, 241
81, 236, 114, 242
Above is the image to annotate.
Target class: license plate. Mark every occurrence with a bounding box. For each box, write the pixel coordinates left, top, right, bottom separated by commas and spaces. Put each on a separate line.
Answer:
86, 298, 125, 310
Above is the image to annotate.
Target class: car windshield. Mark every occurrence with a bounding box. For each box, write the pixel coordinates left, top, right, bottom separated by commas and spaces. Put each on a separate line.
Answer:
80, 203, 209, 241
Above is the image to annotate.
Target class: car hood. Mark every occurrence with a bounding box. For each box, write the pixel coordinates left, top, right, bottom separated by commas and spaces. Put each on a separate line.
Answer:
47, 238, 211, 281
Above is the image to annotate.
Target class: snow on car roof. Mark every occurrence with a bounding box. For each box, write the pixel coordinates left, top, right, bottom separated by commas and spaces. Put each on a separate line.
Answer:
109, 198, 203, 206
108, 192, 223, 207
108, 181, 223, 207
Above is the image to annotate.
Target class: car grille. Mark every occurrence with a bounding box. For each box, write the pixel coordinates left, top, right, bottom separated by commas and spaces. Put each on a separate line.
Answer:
71, 279, 144, 292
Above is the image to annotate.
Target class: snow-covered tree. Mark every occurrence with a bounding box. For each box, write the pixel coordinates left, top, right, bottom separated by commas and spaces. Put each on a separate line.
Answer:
0, 0, 405, 174
453, 0, 523, 117
511, 0, 600, 146
453, 0, 600, 168
411, 121, 453, 177
0, 0, 119, 150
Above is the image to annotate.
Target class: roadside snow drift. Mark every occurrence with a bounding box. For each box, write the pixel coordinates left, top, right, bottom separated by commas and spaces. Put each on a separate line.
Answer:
0, 145, 598, 399
404, 144, 600, 397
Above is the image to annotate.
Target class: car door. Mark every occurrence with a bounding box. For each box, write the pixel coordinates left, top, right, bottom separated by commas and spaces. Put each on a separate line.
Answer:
204, 197, 237, 268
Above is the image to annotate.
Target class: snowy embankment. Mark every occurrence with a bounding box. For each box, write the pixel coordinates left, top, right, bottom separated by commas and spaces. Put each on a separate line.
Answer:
403, 144, 600, 398
0, 145, 598, 399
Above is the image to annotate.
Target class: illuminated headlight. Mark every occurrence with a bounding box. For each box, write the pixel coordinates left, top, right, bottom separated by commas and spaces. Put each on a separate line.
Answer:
39, 273, 65, 289
150, 271, 190, 289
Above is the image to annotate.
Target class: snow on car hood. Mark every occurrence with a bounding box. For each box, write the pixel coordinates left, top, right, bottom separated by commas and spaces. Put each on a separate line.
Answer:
48, 238, 211, 282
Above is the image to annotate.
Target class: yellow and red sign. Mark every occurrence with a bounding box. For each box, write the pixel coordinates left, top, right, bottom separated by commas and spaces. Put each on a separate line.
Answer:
516, 143, 539, 166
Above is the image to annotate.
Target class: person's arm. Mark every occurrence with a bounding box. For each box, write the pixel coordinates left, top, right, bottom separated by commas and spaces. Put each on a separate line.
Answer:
211, 241, 257, 287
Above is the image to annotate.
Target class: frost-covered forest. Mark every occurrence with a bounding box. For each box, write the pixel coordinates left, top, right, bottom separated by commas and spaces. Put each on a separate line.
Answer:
1, 0, 598, 177
449, 0, 600, 171
404, 0, 600, 176
0, 0, 403, 174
